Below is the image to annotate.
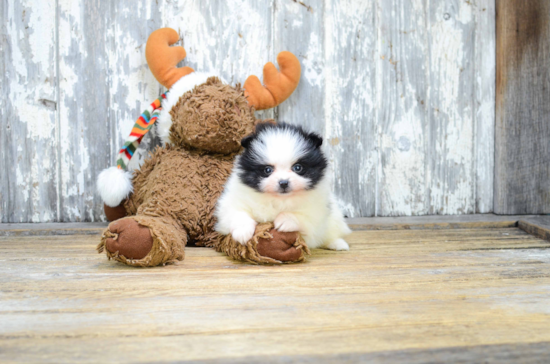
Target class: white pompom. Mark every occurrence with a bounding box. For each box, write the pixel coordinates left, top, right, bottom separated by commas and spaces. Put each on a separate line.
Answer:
97, 167, 133, 207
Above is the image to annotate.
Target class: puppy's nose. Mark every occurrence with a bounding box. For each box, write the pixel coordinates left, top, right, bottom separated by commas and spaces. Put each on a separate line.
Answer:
279, 180, 289, 189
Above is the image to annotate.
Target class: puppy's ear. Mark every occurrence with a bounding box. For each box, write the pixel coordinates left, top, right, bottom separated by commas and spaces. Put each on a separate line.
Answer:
308, 132, 323, 148
241, 134, 255, 149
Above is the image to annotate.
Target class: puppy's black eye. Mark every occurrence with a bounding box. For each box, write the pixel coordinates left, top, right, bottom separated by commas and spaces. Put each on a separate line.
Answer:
263, 166, 273, 175
292, 164, 304, 174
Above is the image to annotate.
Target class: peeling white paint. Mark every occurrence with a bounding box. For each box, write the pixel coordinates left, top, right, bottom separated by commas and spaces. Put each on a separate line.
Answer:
2, 0, 496, 222
302, 33, 323, 88
5, 0, 58, 222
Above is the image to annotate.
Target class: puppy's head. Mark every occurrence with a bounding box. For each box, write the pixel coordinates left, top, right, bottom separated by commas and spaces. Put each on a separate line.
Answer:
236, 122, 327, 195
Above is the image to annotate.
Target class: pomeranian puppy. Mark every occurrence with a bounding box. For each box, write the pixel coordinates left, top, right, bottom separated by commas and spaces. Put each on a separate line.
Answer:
215, 122, 351, 250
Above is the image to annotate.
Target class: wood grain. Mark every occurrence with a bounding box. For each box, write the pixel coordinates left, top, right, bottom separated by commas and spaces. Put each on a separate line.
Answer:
0, 213, 538, 236
377, 0, 429, 216
1, 0, 497, 221
1, 227, 549, 362
426, 0, 476, 215
518, 216, 550, 241
57, 0, 112, 222
474, 0, 496, 213
1, 0, 59, 222
495, 0, 550, 214
377, 0, 495, 216
325, 0, 377, 218
100, 342, 550, 363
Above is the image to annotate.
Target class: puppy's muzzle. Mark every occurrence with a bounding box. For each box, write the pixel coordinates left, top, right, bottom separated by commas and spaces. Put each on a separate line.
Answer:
278, 179, 290, 193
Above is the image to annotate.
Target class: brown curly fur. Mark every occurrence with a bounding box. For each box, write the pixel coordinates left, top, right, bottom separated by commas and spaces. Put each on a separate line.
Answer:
125, 145, 236, 247
169, 77, 256, 154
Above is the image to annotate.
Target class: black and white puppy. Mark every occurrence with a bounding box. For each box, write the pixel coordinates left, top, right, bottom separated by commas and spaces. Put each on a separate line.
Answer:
215, 122, 350, 250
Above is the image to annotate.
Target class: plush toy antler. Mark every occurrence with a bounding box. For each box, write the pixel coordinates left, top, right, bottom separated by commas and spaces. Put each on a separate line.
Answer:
244, 52, 301, 110
146, 28, 300, 109
145, 28, 195, 89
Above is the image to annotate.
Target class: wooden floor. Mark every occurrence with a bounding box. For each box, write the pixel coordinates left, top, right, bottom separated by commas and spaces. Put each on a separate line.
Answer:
1, 222, 550, 363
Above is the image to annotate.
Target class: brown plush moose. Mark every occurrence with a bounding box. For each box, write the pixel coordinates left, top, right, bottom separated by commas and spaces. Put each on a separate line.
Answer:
96, 28, 309, 267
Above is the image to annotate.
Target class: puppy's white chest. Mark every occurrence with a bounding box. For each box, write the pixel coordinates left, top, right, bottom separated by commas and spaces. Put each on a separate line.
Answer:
249, 199, 292, 222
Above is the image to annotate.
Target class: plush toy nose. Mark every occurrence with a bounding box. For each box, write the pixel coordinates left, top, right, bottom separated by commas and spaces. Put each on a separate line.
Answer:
279, 180, 289, 189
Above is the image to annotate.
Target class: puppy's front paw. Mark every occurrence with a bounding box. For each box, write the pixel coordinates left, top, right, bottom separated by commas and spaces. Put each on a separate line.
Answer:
274, 213, 300, 232
325, 239, 349, 251
231, 221, 257, 245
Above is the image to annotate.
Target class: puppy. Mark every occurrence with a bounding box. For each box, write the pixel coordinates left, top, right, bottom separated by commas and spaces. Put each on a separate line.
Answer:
215, 122, 351, 250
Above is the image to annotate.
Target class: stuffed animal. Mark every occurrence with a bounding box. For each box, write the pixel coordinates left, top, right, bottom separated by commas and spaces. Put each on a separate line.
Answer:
96, 28, 309, 267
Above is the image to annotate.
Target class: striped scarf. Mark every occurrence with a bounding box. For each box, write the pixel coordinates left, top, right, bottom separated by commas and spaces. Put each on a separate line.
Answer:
116, 92, 168, 170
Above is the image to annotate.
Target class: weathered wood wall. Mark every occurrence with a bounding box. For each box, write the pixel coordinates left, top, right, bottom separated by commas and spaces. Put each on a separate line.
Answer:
1, 0, 495, 222
495, 0, 550, 214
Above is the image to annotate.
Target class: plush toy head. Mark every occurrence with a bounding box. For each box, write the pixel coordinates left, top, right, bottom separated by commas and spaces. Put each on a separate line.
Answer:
167, 77, 255, 154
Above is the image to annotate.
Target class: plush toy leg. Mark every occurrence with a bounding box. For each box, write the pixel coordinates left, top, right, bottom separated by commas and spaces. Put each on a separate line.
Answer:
103, 202, 128, 222
216, 223, 310, 264
103, 195, 141, 222
97, 215, 187, 267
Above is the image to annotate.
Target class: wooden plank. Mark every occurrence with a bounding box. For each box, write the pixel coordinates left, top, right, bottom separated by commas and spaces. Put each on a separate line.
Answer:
495, 0, 550, 214
0, 0, 5, 223
0, 222, 106, 237
124, 342, 550, 363
1, 0, 59, 222
474, 0, 496, 213
377, 0, 429, 216
1, 338, 549, 364
65, 342, 550, 364
349, 220, 517, 231
426, 0, 478, 215
324, 0, 377, 217
0, 214, 535, 236
347, 213, 531, 230
57, 0, 112, 221
518, 216, 550, 241
376, 0, 495, 217
1, 228, 550, 362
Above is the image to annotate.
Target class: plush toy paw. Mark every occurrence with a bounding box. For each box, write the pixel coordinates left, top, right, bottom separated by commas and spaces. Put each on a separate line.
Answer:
217, 222, 310, 264
98, 215, 187, 267
103, 218, 154, 260
257, 228, 304, 262
274, 212, 300, 232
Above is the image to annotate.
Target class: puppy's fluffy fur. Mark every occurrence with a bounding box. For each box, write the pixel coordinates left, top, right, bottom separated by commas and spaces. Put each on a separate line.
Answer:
215, 122, 351, 250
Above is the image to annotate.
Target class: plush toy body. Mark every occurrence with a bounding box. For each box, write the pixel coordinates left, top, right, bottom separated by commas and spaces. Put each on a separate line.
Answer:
96, 28, 307, 267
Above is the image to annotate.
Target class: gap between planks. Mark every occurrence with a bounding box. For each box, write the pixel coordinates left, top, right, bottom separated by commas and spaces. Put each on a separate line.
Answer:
1, 214, 549, 240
